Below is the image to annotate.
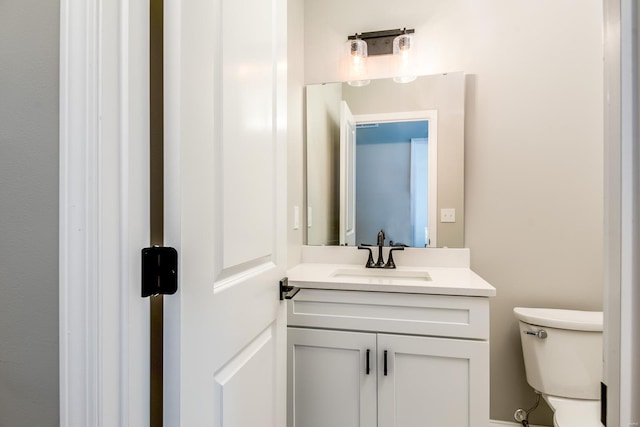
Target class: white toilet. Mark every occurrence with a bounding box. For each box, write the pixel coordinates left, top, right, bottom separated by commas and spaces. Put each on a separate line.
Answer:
513, 307, 603, 427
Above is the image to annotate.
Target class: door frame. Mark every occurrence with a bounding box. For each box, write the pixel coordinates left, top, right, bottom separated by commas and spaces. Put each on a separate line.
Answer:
59, 0, 150, 425
340, 101, 357, 246
603, 0, 640, 424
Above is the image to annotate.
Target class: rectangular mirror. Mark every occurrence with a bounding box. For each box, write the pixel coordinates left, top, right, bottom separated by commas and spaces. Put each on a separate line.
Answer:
306, 72, 465, 248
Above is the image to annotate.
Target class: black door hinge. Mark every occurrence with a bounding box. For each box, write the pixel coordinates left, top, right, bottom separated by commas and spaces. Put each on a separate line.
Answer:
142, 246, 178, 297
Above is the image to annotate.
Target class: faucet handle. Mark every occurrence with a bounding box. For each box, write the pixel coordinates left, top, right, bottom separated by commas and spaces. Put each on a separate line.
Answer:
384, 247, 405, 269
357, 245, 376, 268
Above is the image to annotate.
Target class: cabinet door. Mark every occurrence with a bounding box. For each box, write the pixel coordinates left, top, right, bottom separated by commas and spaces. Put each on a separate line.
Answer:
378, 334, 489, 427
288, 328, 377, 427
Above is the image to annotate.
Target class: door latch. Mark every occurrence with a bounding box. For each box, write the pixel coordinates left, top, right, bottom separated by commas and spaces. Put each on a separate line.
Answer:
142, 246, 178, 297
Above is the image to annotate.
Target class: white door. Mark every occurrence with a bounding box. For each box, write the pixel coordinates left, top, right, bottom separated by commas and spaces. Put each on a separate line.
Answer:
340, 101, 357, 246
163, 0, 288, 425
287, 328, 377, 427
377, 334, 489, 427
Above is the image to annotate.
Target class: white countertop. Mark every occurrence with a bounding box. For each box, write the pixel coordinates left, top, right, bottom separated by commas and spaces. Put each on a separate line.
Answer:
288, 246, 496, 297
287, 263, 496, 297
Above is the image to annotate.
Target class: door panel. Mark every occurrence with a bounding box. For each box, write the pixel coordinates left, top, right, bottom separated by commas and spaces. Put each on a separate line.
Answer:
164, 0, 287, 424
214, 325, 277, 427
395, 352, 469, 426
377, 334, 489, 427
288, 328, 377, 427
220, 0, 275, 269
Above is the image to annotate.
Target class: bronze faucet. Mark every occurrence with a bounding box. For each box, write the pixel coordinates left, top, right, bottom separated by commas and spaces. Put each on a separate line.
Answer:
358, 229, 404, 269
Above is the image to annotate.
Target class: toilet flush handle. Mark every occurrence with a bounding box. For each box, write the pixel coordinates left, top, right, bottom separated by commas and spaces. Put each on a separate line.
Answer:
524, 329, 548, 339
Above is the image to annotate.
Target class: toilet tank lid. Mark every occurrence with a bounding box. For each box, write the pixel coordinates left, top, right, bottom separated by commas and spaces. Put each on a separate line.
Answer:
513, 307, 603, 331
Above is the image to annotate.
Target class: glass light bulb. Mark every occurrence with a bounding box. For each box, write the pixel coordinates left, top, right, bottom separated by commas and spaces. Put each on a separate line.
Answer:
348, 39, 367, 63
393, 34, 412, 55
345, 38, 369, 87
392, 34, 416, 84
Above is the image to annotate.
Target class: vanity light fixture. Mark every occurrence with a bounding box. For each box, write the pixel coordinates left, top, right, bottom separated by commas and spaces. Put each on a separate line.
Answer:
346, 28, 415, 86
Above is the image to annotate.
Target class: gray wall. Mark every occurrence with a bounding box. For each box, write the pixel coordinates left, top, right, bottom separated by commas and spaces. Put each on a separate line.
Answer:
0, 1, 60, 425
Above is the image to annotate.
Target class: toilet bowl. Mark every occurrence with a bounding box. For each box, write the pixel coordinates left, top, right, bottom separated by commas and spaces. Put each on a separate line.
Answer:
546, 396, 601, 427
513, 307, 603, 427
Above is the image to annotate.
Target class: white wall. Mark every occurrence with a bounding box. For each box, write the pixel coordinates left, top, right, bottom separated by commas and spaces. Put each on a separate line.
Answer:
0, 0, 60, 425
303, 0, 603, 424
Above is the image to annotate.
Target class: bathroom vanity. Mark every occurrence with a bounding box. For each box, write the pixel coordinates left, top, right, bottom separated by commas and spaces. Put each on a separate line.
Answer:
286, 246, 495, 427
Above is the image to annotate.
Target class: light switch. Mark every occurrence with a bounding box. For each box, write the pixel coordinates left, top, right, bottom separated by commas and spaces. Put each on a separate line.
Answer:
293, 206, 299, 230
441, 208, 456, 223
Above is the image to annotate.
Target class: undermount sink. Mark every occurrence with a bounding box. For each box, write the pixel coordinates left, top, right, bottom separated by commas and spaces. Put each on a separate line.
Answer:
330, 268, 432, 283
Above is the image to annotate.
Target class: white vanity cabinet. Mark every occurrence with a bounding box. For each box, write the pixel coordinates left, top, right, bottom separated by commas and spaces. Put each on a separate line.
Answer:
287, 289, 490, 427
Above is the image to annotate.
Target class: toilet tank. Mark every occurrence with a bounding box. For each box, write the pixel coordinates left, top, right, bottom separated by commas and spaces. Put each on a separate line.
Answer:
513, 307, 603, 400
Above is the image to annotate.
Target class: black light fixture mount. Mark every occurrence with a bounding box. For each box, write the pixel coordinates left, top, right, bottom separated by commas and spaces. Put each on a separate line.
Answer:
347, 28, 415, 56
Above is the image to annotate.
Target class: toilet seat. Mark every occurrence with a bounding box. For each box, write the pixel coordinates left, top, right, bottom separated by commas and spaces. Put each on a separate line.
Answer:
552, 399, 601, 427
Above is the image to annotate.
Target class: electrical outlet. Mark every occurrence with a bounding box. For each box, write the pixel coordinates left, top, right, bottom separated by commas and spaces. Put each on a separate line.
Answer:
441, 208, 456, 223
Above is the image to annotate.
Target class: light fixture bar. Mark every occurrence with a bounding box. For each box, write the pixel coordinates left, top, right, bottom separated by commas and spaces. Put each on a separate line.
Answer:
347, 28, 415, 56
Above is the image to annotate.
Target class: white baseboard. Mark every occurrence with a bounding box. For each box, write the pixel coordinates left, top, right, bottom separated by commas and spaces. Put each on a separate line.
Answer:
490, 420, 549, 427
